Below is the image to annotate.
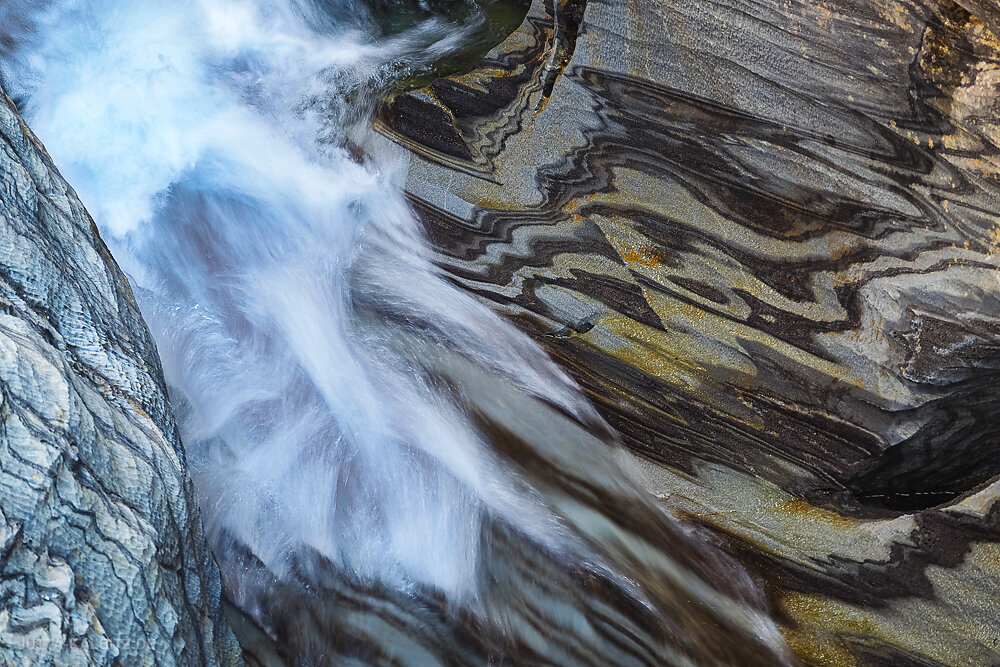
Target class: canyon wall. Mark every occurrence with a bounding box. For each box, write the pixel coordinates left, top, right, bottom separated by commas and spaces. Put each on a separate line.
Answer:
373, 0, 1000, 662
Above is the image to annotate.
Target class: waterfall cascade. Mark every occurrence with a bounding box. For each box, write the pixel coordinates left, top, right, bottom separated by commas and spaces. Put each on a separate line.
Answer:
0, 1, 790, 662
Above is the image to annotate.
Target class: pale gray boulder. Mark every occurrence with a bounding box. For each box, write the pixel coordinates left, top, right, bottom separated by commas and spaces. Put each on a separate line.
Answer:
0, 88, 240, 664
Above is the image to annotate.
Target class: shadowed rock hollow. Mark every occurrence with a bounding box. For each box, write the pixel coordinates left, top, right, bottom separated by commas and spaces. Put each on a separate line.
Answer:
372, 0, 1000, 662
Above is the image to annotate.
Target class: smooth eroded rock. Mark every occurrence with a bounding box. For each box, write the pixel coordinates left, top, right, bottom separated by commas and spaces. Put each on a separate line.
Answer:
0, 88, 240, 665
372, 0, 1000, 662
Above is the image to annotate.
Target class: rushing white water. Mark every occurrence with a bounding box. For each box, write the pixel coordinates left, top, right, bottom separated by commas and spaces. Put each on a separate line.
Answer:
2, 0, 586, 592
0, 1, 790, 662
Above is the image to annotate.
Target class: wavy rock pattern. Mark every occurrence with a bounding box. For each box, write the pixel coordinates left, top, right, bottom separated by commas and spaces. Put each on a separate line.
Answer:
373, 0, 1000, 662
0, 89, 240, 665
219, 293, 793, 665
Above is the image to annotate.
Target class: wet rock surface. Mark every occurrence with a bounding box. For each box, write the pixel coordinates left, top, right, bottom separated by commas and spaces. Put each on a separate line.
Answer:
0, 88, 240, 665
374, 0, 1000, 662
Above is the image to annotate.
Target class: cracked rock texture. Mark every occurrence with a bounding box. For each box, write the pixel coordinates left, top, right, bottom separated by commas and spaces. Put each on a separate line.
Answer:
372, 0, 1000, 662
0, 88, 240, 665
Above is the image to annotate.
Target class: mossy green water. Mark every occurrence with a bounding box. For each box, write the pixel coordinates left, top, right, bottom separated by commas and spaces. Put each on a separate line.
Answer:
373, 0, 532, 93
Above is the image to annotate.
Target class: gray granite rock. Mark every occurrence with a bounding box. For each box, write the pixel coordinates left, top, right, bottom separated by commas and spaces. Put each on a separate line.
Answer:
0, 88, 240, 665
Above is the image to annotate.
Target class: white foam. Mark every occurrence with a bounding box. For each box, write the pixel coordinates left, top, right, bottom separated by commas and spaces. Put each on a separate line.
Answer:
0, 0, 594, 603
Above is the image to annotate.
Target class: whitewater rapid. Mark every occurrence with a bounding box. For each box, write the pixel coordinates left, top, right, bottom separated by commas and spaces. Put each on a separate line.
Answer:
0, 1, 791, 663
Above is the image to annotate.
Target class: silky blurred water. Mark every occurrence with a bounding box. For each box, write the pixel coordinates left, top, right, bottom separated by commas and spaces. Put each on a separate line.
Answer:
0, 1, 790, 663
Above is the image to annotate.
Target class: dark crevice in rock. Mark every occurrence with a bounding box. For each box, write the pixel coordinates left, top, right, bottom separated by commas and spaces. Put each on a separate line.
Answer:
851, 374, 1000, 511
376, 93, 474, 161
537, 0, 586, 107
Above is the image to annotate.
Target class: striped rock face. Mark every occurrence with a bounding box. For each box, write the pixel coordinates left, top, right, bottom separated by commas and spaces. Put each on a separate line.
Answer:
0, 90, 240, 664
373, 0, 1000, 662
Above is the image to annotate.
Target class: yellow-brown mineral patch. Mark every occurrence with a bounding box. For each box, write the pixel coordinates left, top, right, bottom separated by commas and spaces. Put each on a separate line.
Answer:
621, 243, 664, 267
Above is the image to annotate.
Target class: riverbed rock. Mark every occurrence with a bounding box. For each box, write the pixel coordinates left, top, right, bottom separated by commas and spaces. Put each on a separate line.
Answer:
0, 88, 240, 665
372, 0, 1000, 662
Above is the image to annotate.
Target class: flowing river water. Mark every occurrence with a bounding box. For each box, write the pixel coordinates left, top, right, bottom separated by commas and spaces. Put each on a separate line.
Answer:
1, 1, 792, 663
